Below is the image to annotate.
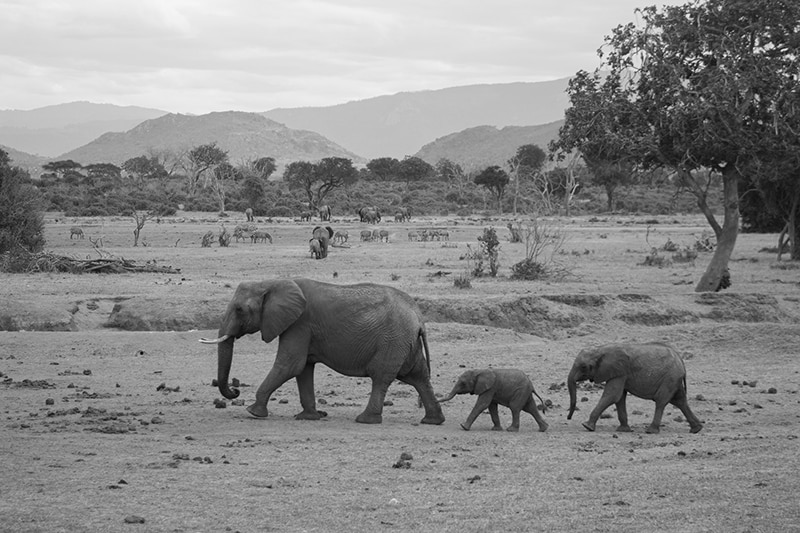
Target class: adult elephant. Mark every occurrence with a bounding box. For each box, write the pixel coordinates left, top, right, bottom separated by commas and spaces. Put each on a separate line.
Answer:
312, 226, 333, 258
318, 205, 332, 222
397, 206, 411, 222
245, 208, 254, 222
199, 278, 446, 425
358, 206, 381, 224
567, 342, 703, 434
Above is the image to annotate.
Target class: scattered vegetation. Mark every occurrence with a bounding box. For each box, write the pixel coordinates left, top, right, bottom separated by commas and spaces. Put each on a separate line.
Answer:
510, 219, 570, 281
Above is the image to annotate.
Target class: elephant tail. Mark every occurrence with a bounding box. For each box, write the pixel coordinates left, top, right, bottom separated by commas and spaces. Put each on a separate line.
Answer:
532, 388, 546, 414
417, 326, 432, 409
419, 326, 431, 376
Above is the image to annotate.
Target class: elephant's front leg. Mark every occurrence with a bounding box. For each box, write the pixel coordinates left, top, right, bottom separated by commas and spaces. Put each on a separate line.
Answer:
356, 376, 393, 424
247, 337, 309, 418
294, 363, 326, 420
615, 390, 632, 432
488, 402, 503, 431
583, 377, 625, 431
462, 392, 493, 431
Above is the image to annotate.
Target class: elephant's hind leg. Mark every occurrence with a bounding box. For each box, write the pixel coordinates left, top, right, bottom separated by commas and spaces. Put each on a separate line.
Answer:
356, 376, 393, 424
670, 389, 703, 433
522, 397, 549, 432
397, 362, 445, 425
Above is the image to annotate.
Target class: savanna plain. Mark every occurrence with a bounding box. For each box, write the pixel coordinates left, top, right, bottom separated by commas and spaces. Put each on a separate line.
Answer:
1, 213, 799, 533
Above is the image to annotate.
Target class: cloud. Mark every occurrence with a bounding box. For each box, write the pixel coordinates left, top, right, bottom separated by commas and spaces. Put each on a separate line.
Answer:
0, 0, 679, 113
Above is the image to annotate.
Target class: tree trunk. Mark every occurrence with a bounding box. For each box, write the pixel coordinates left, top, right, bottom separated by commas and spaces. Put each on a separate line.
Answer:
695, 167, 740, 292
788, 186, 799, 261
679, 169, 723, 238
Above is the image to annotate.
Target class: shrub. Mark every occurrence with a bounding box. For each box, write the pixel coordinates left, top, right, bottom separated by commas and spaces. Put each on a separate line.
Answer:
0, 156, 45, 260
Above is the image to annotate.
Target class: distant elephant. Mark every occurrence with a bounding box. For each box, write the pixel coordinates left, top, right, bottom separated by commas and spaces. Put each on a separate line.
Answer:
251, 230, 272, 244
245, 208, 254, 222
567, 342, 703, 434
318, 205, 332, 221
358, 206, 381, 224
309, 238, 322, 259
199, 278, 446, 425
397, 207, 411, 222
299, 211, 312, 222
439, 368, 549, 432
312, 226, 333, 258
69, 226, 84, 239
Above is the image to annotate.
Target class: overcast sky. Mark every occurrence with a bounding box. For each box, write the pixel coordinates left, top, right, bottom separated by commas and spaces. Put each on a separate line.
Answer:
1, 0, 682, 114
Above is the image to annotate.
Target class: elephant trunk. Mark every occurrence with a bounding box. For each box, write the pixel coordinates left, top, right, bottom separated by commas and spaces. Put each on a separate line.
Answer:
437, 390, 458, 403
217, 337, 240, 399
567, 366, 578, 420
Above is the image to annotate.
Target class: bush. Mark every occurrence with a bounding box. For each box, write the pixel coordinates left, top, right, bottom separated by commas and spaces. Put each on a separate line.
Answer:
266, 206, 294, 217
0, 156, 45, 259
510, 258, 547, 280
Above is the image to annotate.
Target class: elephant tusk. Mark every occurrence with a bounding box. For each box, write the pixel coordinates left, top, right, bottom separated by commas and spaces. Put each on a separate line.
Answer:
198, 335, 230, 344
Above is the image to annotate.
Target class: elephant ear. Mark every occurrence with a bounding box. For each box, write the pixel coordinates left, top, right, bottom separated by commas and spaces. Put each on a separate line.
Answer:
473, 370, 496, 395
325, 226, 334, 238
593, 347, 631, 384
259, 280, 307, 343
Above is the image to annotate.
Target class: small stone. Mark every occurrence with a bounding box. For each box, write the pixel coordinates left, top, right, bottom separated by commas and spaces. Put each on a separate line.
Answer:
768, 387, 777, 394
156, 382, 166, 391
748, 381, 757, 388
123, 515, 145, 524
83, 369, 92, 376
45, 398, 55, 405
211, 379, 219, 387
213, 399, 227, 409
731, 380, 739, 385
231, 378, 240, 387
151, 416, 164, 424
383, 400, 394, 406
318, 398, 327, 405
278, 398, 288, 404
695, 394, 705, 401
399, 452, 413, 461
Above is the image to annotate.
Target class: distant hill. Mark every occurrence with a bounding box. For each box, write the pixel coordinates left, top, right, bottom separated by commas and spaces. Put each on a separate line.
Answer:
263, 78, 570, 159
414, 121, 564, 170
1, 144, 47, 178
0, 102, 168, 157
56, 111, 364, 170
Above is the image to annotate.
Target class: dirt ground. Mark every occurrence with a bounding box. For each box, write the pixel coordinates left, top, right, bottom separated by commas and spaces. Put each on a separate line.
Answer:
1, 213, 799, 532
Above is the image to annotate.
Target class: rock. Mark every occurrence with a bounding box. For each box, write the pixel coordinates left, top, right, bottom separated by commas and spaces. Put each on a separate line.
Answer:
213, 399, 227, 409
768, 387, 778, 394
123, 515, 145, 524
45, 398, 54, 405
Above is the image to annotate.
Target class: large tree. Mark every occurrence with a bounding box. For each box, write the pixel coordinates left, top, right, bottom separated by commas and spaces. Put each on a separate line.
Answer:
396, 156, 434, 190
283, 157, 358, 209
474, 165, 510, 213
366, 157, 401, 181
184, 143, 228, 197
560, 0, 800, 290
507, 144, 546, 215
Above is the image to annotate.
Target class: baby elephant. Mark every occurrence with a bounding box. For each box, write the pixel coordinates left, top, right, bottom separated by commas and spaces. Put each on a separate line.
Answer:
439, 368, 549, 432
567, 342, 703, 434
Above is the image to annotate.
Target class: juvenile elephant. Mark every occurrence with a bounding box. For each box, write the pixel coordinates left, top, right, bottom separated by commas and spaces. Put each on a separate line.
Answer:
439, 368, 549, 432
318, 205, 331, 221
312, 226, 333, 258
309, 238, 322, 259
567, 342, 703, 434
199, 279, 445, 425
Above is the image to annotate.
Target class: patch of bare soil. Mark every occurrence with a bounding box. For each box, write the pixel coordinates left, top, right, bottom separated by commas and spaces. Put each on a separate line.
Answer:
2, 214, 799, 532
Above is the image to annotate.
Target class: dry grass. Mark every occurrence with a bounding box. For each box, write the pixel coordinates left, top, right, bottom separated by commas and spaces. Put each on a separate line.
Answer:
1, 213, 799, 532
